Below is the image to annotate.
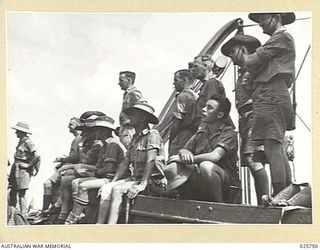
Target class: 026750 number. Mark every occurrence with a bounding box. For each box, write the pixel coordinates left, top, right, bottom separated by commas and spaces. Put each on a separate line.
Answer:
300, 244, 318, 249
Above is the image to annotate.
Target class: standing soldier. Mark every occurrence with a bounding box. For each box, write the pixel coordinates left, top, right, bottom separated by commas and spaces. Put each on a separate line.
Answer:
189, 55, 226, 116
8, 122, 40, 217
118, 71, 146, 148
244, 12, 295, 195
189, 55, 234, 129
169, 69, 198, 156
221, 34, 269, 204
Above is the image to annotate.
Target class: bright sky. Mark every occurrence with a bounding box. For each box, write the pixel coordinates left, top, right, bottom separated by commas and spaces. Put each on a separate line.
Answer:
6, 12, 312, 208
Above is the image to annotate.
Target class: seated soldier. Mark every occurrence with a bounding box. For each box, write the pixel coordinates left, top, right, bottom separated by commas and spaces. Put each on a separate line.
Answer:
97, 102, 165, 224
64, 116, 126, 224
57, 113, 105, 224
165, 95, 241, 203
38, 117, 82, 218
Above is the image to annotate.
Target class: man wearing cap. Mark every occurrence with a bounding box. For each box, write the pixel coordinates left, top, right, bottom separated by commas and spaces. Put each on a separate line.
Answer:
190, 55, 226, 115
169, 69, 198, 156
64, 115, 126, 224
165, 95, 240, 203
189, 55, 235, 130
57, 112, 105, 223
34, 117, 83, 223
221, 34, 269, 205
118, 71, 146, 148
9, 122, 40, 217
97, 102, 165, 224
243, 12, 295, 195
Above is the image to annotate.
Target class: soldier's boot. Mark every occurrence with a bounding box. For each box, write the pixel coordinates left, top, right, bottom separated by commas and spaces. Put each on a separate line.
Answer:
65, 211, 80, 225
43, 205, 61, 215
70, 192, 89, 223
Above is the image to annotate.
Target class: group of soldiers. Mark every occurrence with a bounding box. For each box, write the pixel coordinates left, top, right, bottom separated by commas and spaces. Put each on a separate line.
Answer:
8, 12, 299, 225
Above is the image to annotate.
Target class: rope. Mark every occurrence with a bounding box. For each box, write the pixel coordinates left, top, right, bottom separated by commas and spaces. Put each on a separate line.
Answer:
290, 44, 311, 95
296, 112, 311, 132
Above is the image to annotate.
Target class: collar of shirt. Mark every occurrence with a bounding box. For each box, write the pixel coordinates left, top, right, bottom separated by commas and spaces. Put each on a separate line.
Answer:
175, 87, 198, 99
128, 128, 149, 148
204, 72, 217, 81
125, 85, 137, 94
201, 123, 231, 140
184, 87, 198, 99
273, 26, 286, 35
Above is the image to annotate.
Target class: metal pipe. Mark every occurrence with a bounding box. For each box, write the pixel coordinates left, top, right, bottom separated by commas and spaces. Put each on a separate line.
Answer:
129, 210, 224, 224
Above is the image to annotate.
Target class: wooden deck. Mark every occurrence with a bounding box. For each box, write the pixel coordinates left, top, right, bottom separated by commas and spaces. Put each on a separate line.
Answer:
127, 195, 312, 224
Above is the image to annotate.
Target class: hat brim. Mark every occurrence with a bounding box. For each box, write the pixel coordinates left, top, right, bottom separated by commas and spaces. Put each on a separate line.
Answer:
166, 176, 189, 191
124, 107, 159, 125
94, 125, 116, 131
75, 125, 95, 131
164, 162, 194, 191
221, 35, 261, 56
248, 12, 295, 25
12, 126, 32, 134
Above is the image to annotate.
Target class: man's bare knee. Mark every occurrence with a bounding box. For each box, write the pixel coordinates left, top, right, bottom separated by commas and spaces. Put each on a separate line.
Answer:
199, 161, 220, 176
112, 185, 126, 196
100, 184, 113, 200
245, 155, 264, 173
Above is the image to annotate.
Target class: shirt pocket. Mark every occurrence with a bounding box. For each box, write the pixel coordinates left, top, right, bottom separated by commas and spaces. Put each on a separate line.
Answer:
135, 145, 147, 164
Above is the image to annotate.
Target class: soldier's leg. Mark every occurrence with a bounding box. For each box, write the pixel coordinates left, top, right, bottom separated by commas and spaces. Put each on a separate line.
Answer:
71, 177, 95, 200
245, 154, 269, 205
198, 161, 226, 202
107, 181, 136, 224
264, 139, 286, 196
67, 178, 107, 224
58, 175, 75, 222
8, 188, 18, 207
282, 147, 292, 187
42, 179, 53, 211
18, 189, 27, 216
96, 180, 127, 224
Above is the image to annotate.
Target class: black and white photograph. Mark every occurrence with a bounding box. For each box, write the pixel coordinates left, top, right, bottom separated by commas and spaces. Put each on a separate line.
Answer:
5, 7, 313, 237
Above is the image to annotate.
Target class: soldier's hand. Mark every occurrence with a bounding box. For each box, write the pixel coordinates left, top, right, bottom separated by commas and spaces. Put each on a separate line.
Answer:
167, 155, 181, 164
178, 149, 194, 164
127, 183, 146, 199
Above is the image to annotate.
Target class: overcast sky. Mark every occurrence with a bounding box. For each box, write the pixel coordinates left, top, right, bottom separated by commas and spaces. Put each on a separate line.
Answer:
6, 12, 312, 208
